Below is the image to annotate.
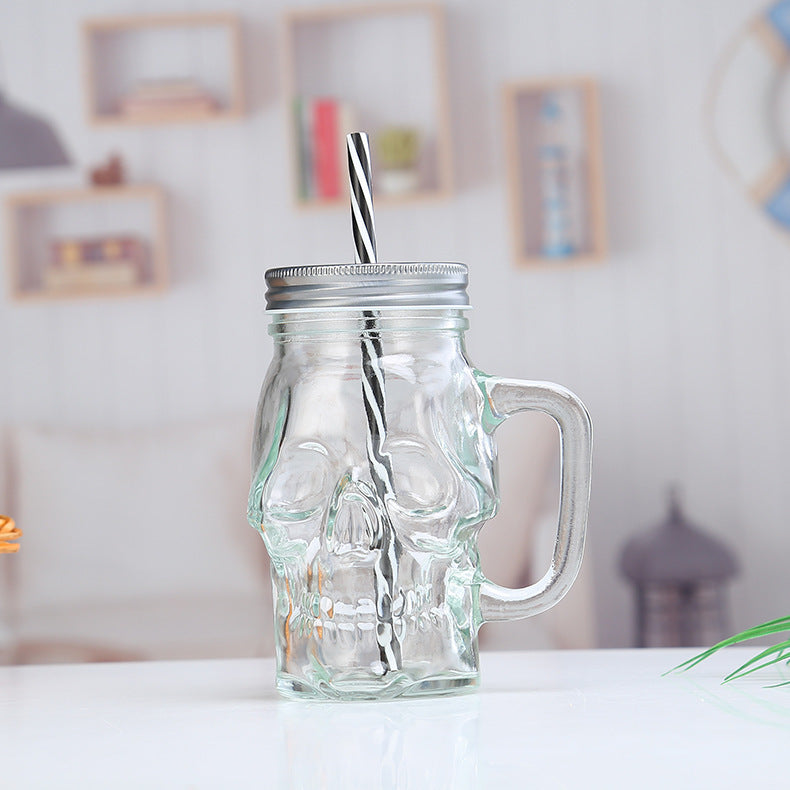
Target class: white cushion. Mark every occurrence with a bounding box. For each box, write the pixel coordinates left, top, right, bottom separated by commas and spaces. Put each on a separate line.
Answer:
478, 411, 559, 588
7, 416, 274, 658
0, 425, 11, 652
5, 409, 593, 658
0, 426, 7, 510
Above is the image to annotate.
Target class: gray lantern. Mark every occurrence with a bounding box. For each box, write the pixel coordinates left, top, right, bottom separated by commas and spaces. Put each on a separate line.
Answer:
620, 490, 738, 648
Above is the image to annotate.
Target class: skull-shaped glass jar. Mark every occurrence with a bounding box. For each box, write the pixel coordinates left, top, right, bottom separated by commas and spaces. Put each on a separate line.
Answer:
248, 263, 592, 700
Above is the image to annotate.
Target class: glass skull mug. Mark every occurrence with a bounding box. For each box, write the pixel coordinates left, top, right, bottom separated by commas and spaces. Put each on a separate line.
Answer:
248, 263, 592, 700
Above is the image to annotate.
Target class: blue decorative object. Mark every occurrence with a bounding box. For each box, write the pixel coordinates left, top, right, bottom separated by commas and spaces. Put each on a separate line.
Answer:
765, 177, 790, 228
766, 0, 790, 48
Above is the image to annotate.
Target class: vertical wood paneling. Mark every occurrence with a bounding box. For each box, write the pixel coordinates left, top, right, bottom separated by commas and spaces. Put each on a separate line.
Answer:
0, 0, 786, 647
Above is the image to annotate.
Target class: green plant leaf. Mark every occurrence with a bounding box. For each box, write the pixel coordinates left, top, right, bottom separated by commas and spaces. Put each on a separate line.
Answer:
723, 641, 790, 682
666, 616, 790, 682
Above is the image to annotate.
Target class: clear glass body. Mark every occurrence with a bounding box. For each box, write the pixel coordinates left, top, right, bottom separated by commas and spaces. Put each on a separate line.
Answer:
248, 308, 591, 700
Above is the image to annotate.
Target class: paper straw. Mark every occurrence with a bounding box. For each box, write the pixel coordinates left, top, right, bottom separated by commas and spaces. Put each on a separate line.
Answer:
346, 132, 401, 674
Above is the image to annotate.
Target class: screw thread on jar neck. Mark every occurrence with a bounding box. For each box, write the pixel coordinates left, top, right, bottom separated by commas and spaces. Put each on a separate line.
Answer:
268, 306, 471, 342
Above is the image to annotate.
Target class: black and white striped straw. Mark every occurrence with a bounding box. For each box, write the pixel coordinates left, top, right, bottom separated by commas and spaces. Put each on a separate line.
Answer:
347, 131, 377, 264
346, 131, 401, 674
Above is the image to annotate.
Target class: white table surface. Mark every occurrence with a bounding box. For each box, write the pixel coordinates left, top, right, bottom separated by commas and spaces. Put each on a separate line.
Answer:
1, 648, 788, 789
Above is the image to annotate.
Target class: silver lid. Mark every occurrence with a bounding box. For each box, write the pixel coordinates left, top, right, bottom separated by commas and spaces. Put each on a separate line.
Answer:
264, 262, 469, 311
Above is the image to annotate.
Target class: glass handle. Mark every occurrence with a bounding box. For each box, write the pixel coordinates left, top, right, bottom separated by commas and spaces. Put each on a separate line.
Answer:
479, 377, 592, 623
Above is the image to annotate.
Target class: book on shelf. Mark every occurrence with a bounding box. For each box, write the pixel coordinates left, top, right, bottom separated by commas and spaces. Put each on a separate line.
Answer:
294, 98, 312, 201
51, 237, 146, 269
43, 261, 140, 291
45, 236, 146, 291
313, 99, 340, 200
125, 78, 207, 100
119, 78, 218, 119
121, 98, 217, 120
294, 97, 355, 202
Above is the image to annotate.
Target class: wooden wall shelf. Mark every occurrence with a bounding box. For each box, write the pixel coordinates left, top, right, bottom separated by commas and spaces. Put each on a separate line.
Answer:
4, 185, 168, 302
504, 77, 607, 267
82, 13, 244, 127
282, 2, 453, 210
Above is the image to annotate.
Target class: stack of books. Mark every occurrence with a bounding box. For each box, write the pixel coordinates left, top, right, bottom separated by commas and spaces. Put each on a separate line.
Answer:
119, 79, 217, 120
43, 237, 145, 292
294, 97, 355, 202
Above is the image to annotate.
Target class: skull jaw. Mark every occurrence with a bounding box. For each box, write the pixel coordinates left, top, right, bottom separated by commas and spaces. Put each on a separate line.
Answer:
268, 547, 483, 700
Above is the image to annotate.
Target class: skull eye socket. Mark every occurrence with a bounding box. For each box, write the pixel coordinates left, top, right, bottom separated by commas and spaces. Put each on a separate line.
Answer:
265, 442, 333, 521
387, 437, 458, 516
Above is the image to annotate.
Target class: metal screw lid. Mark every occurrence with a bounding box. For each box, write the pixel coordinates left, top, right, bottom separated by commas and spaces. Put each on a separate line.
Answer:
264, 262, 469, 311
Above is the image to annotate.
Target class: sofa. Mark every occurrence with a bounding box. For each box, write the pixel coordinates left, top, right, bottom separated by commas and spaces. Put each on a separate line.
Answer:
0, 412, 594, 663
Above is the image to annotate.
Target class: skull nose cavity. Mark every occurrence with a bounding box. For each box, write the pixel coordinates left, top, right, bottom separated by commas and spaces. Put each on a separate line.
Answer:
325, 476, 383, 556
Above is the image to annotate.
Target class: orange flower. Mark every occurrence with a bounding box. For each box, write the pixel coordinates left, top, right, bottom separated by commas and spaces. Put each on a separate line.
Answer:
0, 515, 22, 554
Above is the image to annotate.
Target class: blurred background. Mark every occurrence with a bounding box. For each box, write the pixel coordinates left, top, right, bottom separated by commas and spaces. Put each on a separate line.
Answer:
1, 0, 789, 663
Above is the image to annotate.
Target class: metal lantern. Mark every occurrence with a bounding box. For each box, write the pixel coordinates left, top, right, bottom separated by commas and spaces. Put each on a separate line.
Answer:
620, 490, 738, 648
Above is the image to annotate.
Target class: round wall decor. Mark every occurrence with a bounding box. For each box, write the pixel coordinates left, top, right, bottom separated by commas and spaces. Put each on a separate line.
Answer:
708, 0, 790, 229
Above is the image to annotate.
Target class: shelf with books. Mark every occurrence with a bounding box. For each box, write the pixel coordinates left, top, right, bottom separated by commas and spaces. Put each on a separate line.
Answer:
283, 2, 453, 210
82, 13, 244, 126
503, 77, 607, 267
4, 185, 168, 302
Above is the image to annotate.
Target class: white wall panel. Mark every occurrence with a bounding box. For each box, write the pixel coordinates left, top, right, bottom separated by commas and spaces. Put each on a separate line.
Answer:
0, 0, 786, 647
